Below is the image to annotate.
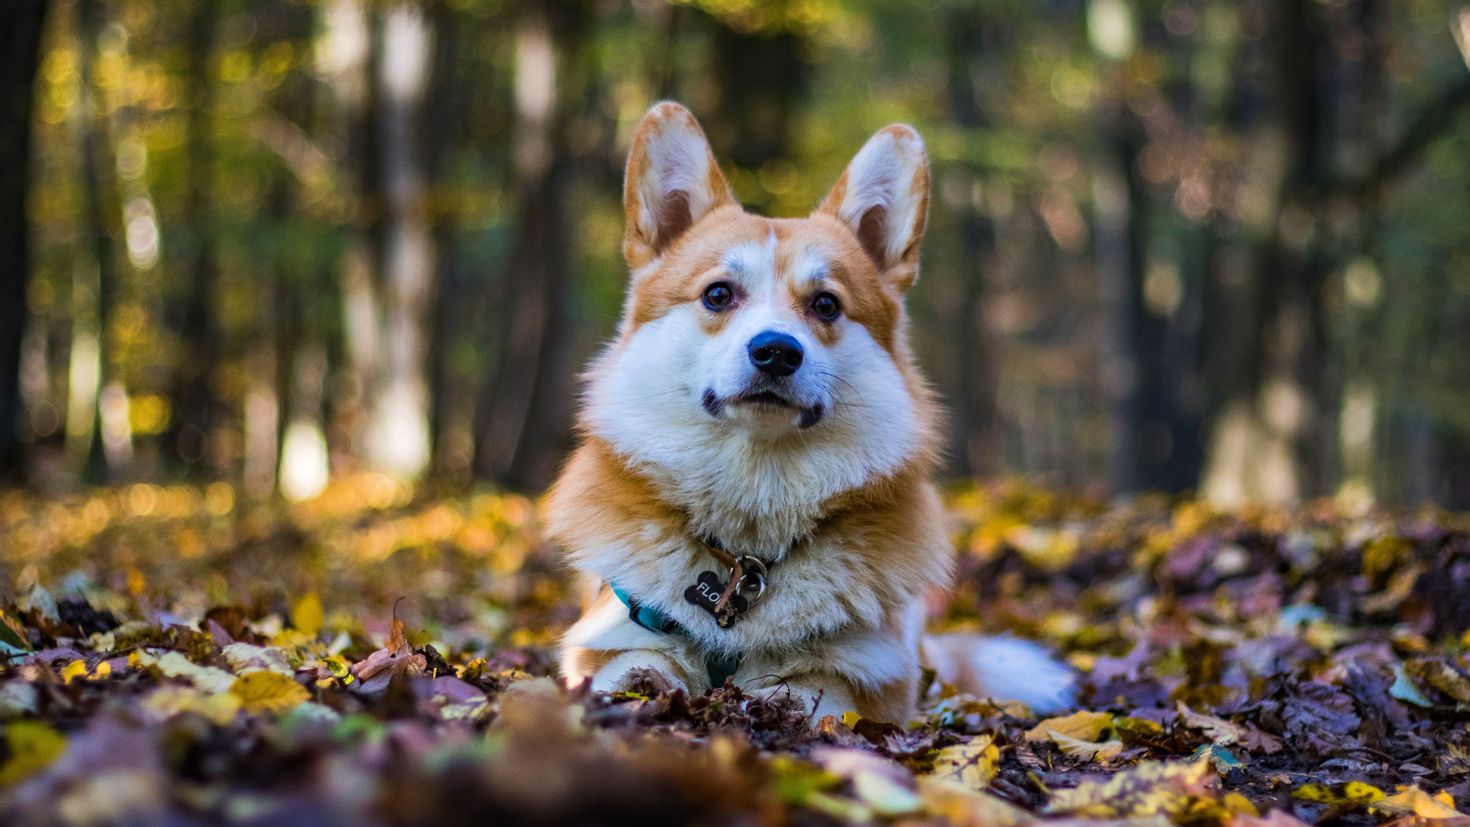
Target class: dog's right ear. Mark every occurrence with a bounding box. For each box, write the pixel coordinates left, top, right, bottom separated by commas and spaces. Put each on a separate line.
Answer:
623, 102, 736, 272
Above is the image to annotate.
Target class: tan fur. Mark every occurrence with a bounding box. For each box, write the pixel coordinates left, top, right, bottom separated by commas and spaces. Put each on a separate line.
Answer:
548, 102, 952, 723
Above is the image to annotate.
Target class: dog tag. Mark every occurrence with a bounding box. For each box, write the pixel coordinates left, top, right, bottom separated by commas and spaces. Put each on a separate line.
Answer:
684, 571, 748, 628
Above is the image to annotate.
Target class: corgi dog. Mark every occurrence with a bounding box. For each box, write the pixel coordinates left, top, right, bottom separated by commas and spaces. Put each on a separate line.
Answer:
548, 102, 1074, 724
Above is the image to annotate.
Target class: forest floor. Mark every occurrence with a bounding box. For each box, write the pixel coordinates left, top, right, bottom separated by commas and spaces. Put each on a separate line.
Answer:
2, 477, 1470, 826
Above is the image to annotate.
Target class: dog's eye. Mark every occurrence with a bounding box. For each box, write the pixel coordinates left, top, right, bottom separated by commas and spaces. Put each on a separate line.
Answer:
811, 292, 841, 321
702, 282, 734, 311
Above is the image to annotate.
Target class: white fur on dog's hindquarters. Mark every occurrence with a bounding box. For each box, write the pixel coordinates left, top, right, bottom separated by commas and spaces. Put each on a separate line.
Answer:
920, 633, 1077, 715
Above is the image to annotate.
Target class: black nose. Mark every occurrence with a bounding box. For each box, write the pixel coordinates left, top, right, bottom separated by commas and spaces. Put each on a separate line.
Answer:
747, 331, 803, 377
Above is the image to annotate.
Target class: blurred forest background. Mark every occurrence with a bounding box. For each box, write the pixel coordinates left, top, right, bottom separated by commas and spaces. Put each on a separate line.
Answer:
3, 0, 1470, 507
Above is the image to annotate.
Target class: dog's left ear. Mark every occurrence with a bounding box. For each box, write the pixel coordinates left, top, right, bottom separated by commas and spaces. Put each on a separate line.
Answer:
817, 125, 930, 292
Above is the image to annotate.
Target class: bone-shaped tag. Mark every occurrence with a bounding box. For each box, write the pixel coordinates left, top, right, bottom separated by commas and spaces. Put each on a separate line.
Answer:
683, 570, 748, 627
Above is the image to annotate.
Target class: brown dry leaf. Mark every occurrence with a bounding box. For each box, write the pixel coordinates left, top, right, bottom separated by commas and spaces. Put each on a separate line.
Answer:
388, 608, 409, 654
1177, 701, 1243, 745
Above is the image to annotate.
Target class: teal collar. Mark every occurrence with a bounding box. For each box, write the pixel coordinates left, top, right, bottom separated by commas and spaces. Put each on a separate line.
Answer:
610, 583, 741, 689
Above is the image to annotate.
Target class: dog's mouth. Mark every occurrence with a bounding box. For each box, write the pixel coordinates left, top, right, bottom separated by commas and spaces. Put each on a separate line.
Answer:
735, 390, 795, 408
702, 388, 825, 429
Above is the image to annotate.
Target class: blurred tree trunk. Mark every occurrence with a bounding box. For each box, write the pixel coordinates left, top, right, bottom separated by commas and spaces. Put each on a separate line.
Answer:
68, 0, 127, 483
245, 1, 317, 500
0, 1, 49, 484
324, 0, 379, 476
364, 3, 438, 479
1088, 0, 1196, 494
1092, 100, 1147, 493
941, 3, 1002, 478
167, 1, 219, 471
1202, 0, 1331, 504
472, 0, 585, 488
426, 1, 475, 482
706, 16, 809, 211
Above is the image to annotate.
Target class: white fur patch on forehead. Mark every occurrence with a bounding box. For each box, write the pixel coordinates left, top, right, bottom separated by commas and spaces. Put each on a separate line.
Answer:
788, 245, 830, 290
721, 233, 778, 291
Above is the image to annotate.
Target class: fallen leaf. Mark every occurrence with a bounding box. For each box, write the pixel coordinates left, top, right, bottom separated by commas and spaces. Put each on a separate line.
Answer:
917, 776, 1032, 826
59, 659, 88, 685
814, 747, 922, 816
1177, 701, 1243, 745
291, 592, 324, 637
137, 650, 234, 693
229, 670, 310, 713
1024, 709, 1114, 743
1371, 786, 1467, 819
1050, 731, 1125, 761
1405, 658, 1470, 705
221, 642, 293, 675
1045, 759, 1217, 819
928, 734, 1000, 788
1292, 781, 1386, 807
1390, 663, 1436, 708
0, 721, 66, 786
140, 685, 241, 725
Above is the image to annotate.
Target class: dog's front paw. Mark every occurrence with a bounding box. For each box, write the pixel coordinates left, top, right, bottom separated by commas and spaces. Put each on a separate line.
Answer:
617, 666, 678, 696
589, 651, 690, 696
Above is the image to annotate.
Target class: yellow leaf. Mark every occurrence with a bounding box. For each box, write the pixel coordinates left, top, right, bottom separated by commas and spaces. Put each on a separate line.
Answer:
0, 721, 66, 786
929, 734, 1000, 788
1045, 759, 1215, 819
141, 685, 241, 726
917, 776, 1031, 827
221, 643, 293, 675
1371, 786, 1466, 819
320, 655, 352, 680
291, 592, 323, 637
59, 660, 88, 685
229, 671, 309, 713
815, 748, 921, 817
1292, 781, 1385, 806
1048, 731, 1124, 762
138, 650, 234, 693
1025, 710, 1113, 743
1223, 792, 1260, 815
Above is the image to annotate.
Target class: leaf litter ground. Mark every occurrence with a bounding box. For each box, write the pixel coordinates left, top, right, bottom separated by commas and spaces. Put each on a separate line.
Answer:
3, 477, 1470, 826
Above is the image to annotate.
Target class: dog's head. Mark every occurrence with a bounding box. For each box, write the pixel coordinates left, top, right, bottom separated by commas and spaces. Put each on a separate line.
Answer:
584, 102, 936, 493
